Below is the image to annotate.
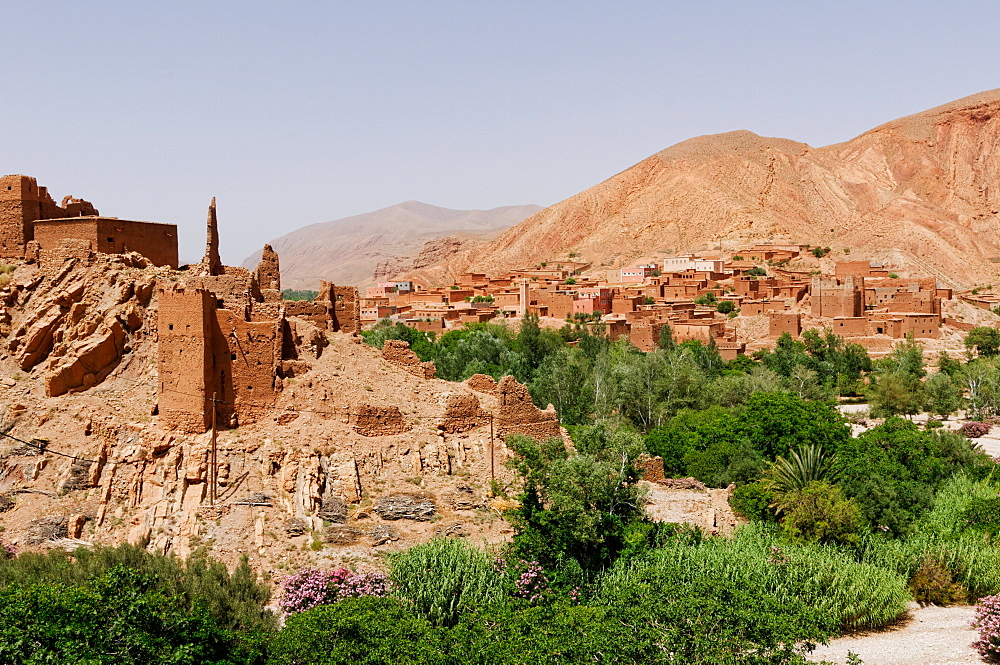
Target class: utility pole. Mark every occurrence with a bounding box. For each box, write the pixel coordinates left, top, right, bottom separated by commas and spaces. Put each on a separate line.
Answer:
210, 392, 218, 506
488, 414, 495, 483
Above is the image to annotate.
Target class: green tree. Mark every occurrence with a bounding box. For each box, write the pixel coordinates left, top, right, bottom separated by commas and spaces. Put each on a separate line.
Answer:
716, 300, 735, 314
505, 430, 646, 574
868, 372, 926, 418
529, 348, 594, 425
925, 371, 964, 420
965, 326, 1000, 357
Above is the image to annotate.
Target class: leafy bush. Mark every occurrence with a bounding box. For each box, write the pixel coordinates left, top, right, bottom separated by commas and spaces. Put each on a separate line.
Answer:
0, 565, 237, 665
389, 538, 503, 627
716, 300, 735, 314
778, 481, 863, 546
961, 421, 993, 438
729, 481, 775, 522
0, 543, 274, 633
267, 597, 444, 665
962, 496, 1000, 537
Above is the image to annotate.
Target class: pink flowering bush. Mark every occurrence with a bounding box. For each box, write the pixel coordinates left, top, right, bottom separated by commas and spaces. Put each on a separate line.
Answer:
972, 593, 1000, 659
512, 559, 549, 603
961, 421, 992, 439
279, 566, 390, 615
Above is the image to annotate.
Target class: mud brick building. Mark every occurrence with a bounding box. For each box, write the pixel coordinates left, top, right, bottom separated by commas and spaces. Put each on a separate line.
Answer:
1, 174, 178, 268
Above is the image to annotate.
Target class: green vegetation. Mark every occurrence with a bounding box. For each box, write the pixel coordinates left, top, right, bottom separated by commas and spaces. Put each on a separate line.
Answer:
281, 289, 319, 302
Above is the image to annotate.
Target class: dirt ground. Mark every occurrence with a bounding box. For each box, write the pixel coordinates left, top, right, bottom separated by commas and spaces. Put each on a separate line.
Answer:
808, 604, 982, 665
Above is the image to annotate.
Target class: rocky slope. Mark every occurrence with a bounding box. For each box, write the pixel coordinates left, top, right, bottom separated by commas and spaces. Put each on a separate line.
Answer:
242, 201, 541, 290
421, 89, 1000, 288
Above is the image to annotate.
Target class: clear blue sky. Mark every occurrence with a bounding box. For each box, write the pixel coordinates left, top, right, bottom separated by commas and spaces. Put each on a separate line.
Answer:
2, 1, 998, 265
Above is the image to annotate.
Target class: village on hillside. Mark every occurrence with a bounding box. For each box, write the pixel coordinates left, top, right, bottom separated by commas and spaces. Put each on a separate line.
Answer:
361, 245, 997, 357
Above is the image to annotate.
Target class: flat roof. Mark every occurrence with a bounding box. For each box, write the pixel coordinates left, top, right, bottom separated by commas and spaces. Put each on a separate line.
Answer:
34, 216, 176, 228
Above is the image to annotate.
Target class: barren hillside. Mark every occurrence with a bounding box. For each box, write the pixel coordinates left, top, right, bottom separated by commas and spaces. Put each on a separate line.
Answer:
417, 90, 1000, 288
242, 201, 541, 290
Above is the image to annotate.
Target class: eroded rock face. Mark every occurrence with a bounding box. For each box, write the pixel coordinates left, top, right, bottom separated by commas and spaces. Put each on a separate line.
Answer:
373, 494, 435, 521
1, 254, 160, 397
352, 404, 412, 437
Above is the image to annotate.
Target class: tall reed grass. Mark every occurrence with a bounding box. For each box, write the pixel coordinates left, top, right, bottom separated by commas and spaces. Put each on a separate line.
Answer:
388, 537, 504, 627
600, 523, 911, 632
858, 473, 1000, 600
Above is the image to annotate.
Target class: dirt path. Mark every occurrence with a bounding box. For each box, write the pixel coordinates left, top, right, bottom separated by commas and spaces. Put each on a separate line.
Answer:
808, 605, 983, 664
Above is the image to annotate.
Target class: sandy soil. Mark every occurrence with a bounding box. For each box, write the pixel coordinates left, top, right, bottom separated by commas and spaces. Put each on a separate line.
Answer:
808, 604, 982, 664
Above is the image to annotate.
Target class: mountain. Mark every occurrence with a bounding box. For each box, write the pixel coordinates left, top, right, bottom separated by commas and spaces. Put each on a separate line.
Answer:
416, 90, 1000, 288
242, 201, 542, 290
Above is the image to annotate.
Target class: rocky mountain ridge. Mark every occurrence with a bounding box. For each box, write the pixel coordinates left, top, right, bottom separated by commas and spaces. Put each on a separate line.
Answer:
411, 89, 1000, 288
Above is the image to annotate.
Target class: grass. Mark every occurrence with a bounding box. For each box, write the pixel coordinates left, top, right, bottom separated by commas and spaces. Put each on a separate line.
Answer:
858, 474, 1000, 601
601, 523, 911, 632
388, 537, 504, 627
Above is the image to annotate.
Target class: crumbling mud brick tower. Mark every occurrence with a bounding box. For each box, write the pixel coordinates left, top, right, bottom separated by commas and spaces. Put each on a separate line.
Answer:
0, 175, 97, 259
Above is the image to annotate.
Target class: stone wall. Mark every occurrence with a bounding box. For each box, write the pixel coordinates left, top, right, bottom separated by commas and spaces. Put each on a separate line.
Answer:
0, 174, 98, 259
439, 393, 489, 434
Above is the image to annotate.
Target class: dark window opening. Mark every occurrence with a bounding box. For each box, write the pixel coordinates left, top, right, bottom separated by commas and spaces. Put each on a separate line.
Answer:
168, 324, 173, 330
217, 300, 224, 308
107, 237, 114, 243
231, 353, 237, 360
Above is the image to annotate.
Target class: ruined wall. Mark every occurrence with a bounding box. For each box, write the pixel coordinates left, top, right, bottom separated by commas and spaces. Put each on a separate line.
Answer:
254, 244, 281, 301
212, 308, 283, 426
318, 281, 360, 334
158, 286, 282, 432
439, 393, 489, 434
351, 404, 412, 436
32, 218, 178, 269
157, 287, 215, 433
381, 340, 436, 379
496, 375, 560, 440
466, 374, 498, 395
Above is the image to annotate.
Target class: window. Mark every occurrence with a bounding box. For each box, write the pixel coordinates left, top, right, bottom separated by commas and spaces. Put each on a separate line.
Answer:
217, 300, 224, 308
107, 237, 114, 243
231, 353, 237, 360
168, 324, 174, 330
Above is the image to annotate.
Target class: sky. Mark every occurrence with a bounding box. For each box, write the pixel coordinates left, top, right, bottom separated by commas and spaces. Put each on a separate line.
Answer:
2, 1, 999, 265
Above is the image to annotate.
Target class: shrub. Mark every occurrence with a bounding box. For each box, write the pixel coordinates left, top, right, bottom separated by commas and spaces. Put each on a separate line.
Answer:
716, 300, 735, 314
973, 593, 1000, 660
267, 596, 444, 665
962, 496, 1000, 537
729, 481, 775, 522
961, 421, 993, 438
778, 481, 863, 546
0, 543, 274, 633
909, 555, 966, 605
0, 565, 236, 664
279, 567, 390, 615
389, 538, 503, 627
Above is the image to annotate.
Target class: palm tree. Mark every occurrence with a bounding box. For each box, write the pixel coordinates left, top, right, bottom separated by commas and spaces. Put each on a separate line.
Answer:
763, 444, 837, 514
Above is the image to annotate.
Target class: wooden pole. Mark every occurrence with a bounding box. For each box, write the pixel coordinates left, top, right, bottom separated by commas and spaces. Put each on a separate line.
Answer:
210, 392, 218, 506
489, 414, 495, 483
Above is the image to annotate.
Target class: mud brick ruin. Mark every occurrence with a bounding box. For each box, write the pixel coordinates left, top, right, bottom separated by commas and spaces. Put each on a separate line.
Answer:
1, 174, 177, 268
0, 175, 361, 431
157, 199, 360, 432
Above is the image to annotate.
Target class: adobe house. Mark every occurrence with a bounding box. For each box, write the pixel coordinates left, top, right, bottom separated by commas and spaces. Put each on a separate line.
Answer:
1, 174, 178, 268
